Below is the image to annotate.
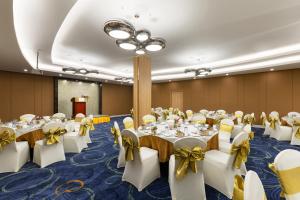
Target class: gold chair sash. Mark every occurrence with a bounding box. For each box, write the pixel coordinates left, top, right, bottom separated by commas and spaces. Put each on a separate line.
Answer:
293, 121, 300, 139
231, 140, 250, 169
124, 121, 134, 129
0, 130, 16, 151
260, 114, 267, 127
269, 163, 300, 197
243, 116, 255, 125
122, 136, 139, 161
249, 131, 255, 140
174, 146, 205, 180
269, 117, 278, 130
220, 124, 234, 133
45, 127, 66, 145
110, 127, 121, 144
233, 175, 244, 200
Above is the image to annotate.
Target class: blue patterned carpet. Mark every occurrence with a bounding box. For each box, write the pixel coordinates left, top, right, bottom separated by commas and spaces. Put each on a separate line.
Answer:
1, 116, 300, 200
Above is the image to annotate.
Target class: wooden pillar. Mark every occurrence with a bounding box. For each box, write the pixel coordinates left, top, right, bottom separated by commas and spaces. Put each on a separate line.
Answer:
133, 55, 152, 128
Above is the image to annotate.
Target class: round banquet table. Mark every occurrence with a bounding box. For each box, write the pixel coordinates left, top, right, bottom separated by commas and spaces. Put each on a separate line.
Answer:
137, 123, 219, 162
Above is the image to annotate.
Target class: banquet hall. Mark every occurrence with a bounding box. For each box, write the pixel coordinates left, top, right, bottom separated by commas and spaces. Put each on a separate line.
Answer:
1, 0, 300, 199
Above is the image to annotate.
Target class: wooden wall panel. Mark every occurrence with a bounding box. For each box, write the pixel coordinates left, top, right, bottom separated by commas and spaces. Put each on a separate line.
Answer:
293, 69, 300, 111
152, 68, 300, 117
0, 71, 54, 122
266, 70, 293, 116
0, 71, 11, 121
102, 83, 133, 116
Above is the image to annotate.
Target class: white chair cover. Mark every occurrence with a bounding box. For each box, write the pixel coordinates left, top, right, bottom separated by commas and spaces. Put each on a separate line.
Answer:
291, 117, 300, 145
0, 127, 30, 173
261, 112, 271, 136
114, 121, 125, 168
33, 122, 66, 168
203, 132, 249, 198
244, 170, 266, 200
199, 109, 209, 116
123, 117, 134, 130
186, 110, 193, 120
269, 114, 292, 141
191, 114, 206, 124
288, 112, 300, 118
273, 149, 300, 200
52, 113, 66, 120
219, 118, 234, 143
20, 114, 36, 123
235, 111, 244, 125
142, 114, 156, 125
169, 137, 207, 200
63, 121, 88, 153
122, 129, 160, 191
216, 109, 226, 115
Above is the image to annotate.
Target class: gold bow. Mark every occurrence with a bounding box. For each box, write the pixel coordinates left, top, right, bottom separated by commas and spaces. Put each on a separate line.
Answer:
260, 115, 267, 127
269, 163, 300, 198
122, 136, 139, 161
233, 175, 244, 200
0, 130, 16, 151
231, 140, 250, 169
249, 131, 254, 140
45, 127, 66, 145
79, 120, 94, 136
110, 126, 120, 144
269, 117, 278, 130
220, 124, 233, 133
243, 116, 255, 125
174, 146, 205, 180
293, 121, 300, 139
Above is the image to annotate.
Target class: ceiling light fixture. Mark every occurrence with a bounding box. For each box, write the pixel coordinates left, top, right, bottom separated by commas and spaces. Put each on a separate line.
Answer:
104, 19, 166, 54
115, 77, 133, 83
116, 39, 137, 50
136, 30, 150, 42
136, 48, 146, 55
184, 68, 212, 77
145, 38, 166, 52
104, 20, 134, 39
24, 69, 28, 72
270, 68, 274, 71
62, 67, 99, 75
79, 69, 87, 74
63, 68, 76, 74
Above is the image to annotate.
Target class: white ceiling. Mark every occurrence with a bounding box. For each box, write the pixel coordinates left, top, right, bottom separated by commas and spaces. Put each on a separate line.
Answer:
1, 0, 300, 82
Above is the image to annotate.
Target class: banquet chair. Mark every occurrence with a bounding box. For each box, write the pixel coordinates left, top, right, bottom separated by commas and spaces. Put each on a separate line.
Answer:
122, 129, 160, 191
269, 149, 300, 200
233, 171, 267, 200
123, 117, 134, 130
269, 113, 292, 141
52, 113, 66, 121
288, 112, 300, 118
63, 122, 88, 153
261, 112, 271, 136
219, 118, 234, 143
20, 114, 36, 123
191, 114, 206, 125
234, 111, 244, 125
43, 116, 51, 122
270, 111, 280, 118
112, 121, 125, 168
169, 137, 207, 200
33, 122, 66, 168
290, 117, 300, 146
0, 127, 30, 173
203, 132, 250, 198
216, 109, 226, 115
199, 109, 209, 116
142, 114, 156, 125
245, 171, 267, 200
75, 113, 85, 122
186, 110, 193, 120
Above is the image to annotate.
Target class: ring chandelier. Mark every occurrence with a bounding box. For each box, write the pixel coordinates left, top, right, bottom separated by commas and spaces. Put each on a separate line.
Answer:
62, 67, 99, 75
104, 20, 166, 55
184, 68, 212, 77
114, 76, 133, 83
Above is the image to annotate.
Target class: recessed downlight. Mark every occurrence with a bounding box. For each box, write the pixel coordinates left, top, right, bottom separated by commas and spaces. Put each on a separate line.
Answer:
24, 69, 28, 72
136, 49, 145, 55
136, 30, 150, 42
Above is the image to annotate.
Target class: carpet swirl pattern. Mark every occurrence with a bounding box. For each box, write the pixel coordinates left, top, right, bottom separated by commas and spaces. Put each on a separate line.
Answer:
0, 116, 300, 200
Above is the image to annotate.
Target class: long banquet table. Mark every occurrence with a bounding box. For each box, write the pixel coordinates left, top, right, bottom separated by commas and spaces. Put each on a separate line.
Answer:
137, 123, 219, 162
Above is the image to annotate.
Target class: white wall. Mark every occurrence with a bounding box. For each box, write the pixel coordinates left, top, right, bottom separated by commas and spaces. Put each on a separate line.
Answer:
58, 80, 99, 118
